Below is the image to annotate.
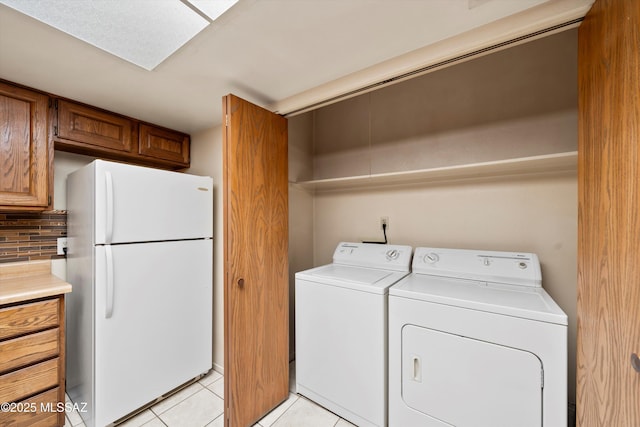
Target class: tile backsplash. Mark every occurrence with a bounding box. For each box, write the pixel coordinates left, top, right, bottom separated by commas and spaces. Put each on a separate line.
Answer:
0, 211, 67, 263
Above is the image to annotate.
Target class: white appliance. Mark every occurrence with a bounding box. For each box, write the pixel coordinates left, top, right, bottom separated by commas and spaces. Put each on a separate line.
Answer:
389, 247, 568, 427
66, 160, 213, 427
295, 242, 412, 427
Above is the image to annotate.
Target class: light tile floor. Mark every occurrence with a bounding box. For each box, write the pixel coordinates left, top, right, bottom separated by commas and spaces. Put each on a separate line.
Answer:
64, 364, 356, 427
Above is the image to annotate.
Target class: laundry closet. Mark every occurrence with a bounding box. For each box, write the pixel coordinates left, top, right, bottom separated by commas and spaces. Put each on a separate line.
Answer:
288, 28, 579, 406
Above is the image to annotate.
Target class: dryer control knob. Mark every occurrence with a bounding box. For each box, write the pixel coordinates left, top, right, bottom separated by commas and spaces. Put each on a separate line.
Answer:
386, 249, 400, 260
424, 253, 439, 264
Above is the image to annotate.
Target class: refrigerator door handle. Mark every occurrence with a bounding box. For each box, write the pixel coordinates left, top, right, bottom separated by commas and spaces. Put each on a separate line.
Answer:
105, 245, 114, 318
105, 171, 114, 244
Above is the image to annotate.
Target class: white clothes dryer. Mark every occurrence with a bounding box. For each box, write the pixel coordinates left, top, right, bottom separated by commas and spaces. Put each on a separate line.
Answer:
296, 242, 412, 427
389, 247, 567, 427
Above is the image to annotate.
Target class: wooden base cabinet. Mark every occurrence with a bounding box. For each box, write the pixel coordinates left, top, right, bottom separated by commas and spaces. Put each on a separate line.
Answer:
0, 296, 66, 427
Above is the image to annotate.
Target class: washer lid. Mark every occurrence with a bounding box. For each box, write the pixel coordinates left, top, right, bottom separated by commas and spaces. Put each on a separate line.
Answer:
390, 274, 567, 325
296, 264, 409, 294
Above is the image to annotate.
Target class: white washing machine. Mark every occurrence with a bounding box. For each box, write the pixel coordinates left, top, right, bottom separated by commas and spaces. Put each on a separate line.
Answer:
389, 247, 567, 427
296, 242, 412, 427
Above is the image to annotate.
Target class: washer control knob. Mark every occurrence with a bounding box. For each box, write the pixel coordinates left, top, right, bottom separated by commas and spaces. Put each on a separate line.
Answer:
424, 253, 439, 264
386, 249, 400, 260
518, 261, 528, 269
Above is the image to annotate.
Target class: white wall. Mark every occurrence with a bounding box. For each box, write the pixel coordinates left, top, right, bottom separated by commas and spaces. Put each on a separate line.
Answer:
51, 151, 96, 280
187, 126, 224, 373
53, 151, 96, 211
313, 29, 577, 181
288, 113, 315, 359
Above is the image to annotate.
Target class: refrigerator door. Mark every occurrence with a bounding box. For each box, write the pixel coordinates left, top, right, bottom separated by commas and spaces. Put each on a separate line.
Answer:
93, 239, 212, 426
93, 160, 213, 244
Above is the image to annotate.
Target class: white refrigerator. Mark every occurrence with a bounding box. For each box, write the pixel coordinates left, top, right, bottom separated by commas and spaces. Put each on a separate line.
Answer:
66, 160, 213, 427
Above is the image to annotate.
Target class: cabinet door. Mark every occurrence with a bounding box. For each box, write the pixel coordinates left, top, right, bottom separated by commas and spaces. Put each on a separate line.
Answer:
0, 82, 50, 210
56, 99, 134, 153
138, 123, 189, 166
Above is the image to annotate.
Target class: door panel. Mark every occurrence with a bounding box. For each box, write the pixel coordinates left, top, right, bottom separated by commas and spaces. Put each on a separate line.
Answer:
223, 94, 289, 427
95, 240, 212, 426
577, 0, 640, 425
0, 82, 49, 209
402, 325, 542, 427
57, 100, 134, 153
93, 160, 213, 244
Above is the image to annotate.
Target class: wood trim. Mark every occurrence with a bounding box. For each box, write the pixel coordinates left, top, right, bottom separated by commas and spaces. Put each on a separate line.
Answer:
222, 95, 230, 427
577, 0, 640, 425
57, 296, 65, 427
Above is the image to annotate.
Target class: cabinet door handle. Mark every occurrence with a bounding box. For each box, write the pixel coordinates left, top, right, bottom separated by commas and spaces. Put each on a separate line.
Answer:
632, 353, 640, 373
237, 278, 245, 288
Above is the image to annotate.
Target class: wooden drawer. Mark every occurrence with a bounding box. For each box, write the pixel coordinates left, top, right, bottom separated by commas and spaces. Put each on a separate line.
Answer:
0, 300, 59, 341
139, 123, 190, 165
0, 358, 59, 403
0, 329, 59, 374
0, 387, 61, 427
57, 99, 134, 153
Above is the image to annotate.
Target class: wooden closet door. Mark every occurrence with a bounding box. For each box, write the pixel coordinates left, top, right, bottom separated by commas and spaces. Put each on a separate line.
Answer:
223, 94, 289, 427
577, 0, 640, 425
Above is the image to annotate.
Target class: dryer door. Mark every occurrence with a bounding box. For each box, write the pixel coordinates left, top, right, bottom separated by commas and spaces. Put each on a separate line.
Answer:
402, 325, 542, 427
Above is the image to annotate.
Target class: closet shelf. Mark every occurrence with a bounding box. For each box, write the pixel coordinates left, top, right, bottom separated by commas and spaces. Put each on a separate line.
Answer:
294, 151, 577, 192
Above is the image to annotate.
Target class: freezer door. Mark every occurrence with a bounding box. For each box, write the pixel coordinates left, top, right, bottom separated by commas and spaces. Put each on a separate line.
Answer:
94, 239, 212, 426
94, 160, 213, 244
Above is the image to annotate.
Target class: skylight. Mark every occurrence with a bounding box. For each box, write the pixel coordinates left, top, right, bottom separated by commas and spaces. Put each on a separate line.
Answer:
0, 0, 239, 70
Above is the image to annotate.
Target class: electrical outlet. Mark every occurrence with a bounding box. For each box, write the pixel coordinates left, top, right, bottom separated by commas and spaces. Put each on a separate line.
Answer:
57, 237, 68, 256
380, 216, 389, 230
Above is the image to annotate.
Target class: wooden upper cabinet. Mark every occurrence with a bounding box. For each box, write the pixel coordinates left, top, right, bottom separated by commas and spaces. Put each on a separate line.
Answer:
56, 100, 134, 153
0, 81, 51, 211
138, 124, 190, 167
53, 98, 190, 170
